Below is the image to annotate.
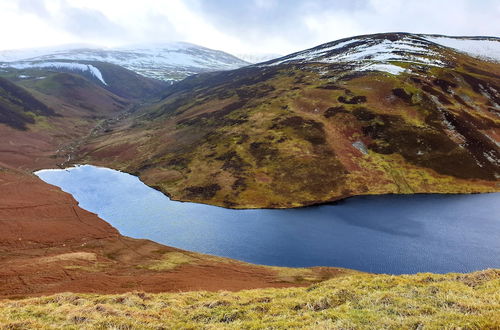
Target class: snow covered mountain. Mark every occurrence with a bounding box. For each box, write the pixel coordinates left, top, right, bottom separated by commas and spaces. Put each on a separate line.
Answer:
0, 42, 249, 81
4, 61, 108, 85
260, 33, 500, 74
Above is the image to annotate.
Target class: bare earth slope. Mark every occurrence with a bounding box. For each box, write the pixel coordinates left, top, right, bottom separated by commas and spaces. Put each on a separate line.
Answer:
77, 33, 500, 208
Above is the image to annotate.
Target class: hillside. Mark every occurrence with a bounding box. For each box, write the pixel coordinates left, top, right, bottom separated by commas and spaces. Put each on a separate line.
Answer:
1, 269, 498, 329
0, 61, 348, 298
0, 60, 168, 100
0, 63, 166, 170
0, 77, 56, 130
0, 167, 350, 298
0, 32, 498, 329
75, 33, 500, 208
0, 43, 249, 81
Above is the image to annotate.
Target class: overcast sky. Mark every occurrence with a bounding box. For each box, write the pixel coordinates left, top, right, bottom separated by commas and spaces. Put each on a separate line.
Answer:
1, 0, 499, 55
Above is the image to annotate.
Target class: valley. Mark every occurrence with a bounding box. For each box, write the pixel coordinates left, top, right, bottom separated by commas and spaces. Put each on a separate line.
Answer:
71, 33, 500, 208
0, 31, 499, 328
0, 50, 349, 299
36, 165, 500, 275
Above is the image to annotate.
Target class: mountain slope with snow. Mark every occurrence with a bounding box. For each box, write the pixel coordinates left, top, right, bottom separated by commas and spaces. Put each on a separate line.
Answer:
0, 42, 249, 81
260, 33, 499, 74
75, 32, 500, 209
423, 35, 500, 62
5, 61, 108, 85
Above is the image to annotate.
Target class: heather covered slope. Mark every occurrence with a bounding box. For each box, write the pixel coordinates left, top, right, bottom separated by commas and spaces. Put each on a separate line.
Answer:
77, 33, 500, 208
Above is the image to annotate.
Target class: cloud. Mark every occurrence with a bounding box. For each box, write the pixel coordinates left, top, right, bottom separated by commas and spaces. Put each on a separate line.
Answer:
16, 0, 51, 18
56, 2, 125, 39
187, 0, 500, 53
1, 0, 499, 54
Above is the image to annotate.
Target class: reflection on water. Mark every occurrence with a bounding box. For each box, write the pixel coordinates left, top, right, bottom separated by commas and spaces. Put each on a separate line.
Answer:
36, 165, 500, 274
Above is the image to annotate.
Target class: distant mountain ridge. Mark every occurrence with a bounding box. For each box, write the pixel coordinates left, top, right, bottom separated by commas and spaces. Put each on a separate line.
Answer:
0, 42, 250, 81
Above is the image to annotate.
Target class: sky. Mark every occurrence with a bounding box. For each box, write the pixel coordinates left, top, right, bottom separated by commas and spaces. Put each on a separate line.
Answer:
0, 0, 499, 55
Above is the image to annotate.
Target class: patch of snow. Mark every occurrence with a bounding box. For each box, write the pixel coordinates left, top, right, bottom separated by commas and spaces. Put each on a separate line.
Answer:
424, 36, 500, 62
483, 151, 500, 165
483, 133, 500, 147
3, 62, 107, 85
270, 39, 362, 65
352, 141, 368, 155
262, 36, 446, 75
86, 65, 107, 85
358, 63, 406, 75
18, 74, 30, 79
0, 43, 92, 62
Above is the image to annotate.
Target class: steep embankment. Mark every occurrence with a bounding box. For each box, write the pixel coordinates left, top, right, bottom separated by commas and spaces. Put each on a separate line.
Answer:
76, 33, 500, 208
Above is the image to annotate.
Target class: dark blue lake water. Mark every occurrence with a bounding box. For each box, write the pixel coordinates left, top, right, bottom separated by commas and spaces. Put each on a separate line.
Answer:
36, 165, 500, 274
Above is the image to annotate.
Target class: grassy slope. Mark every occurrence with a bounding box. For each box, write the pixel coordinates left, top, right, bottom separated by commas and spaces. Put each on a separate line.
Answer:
77, 42, 500, 208
0, 77, 56, 130
1, 269, 498, 329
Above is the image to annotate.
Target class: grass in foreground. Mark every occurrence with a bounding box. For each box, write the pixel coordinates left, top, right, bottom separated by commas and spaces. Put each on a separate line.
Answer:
0, 269, 498, 329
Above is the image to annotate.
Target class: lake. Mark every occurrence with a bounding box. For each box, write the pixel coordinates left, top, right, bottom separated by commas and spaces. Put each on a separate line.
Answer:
35, 165, 500, 274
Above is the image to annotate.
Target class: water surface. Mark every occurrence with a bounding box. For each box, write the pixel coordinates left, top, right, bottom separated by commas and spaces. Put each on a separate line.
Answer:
36, 165, 500, 274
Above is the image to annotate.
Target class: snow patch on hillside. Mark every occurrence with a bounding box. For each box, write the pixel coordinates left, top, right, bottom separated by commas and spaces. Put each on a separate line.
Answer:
270, 39, 361, 65
424, 36, 500, 62
359, 63, 406, 75
4, 62, 107, 85
264, 36, 445, 75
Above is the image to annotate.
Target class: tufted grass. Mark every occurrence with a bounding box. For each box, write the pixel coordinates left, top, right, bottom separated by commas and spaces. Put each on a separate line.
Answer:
1, 269, 498, 329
